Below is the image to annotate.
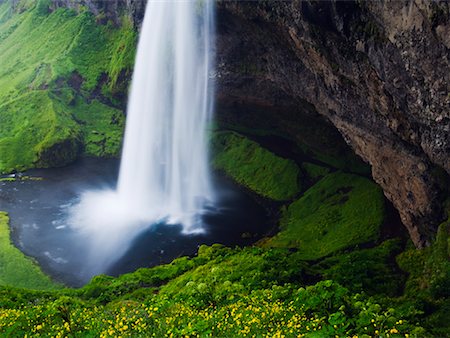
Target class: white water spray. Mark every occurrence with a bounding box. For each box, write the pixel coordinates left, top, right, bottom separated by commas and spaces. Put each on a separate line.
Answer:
68, 0, 215, 277
118, 0, 215, 232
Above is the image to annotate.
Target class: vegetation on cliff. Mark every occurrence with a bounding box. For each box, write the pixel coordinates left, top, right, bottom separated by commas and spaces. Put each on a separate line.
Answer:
0, 0, 135, 173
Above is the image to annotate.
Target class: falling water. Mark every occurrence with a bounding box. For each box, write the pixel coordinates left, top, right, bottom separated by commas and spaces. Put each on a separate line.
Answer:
68, 0, 215, 277
118, 0, 215, 233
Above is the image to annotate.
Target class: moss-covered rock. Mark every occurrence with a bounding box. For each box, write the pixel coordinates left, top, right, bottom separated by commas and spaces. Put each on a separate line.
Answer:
0, 91, 82, 172
212, 131, 301, 201
260, 172, 386, 259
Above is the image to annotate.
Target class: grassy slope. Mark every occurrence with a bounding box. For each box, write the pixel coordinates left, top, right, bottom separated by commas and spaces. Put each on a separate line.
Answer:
0, 212, 60, 290
0, 0, 135, 173
0, 245, 429, 337
261, 172, 385, 259
212, 131, 301, 201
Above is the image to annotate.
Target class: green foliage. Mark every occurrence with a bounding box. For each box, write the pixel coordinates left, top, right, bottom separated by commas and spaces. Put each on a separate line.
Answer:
0, 0, 134, 173
0, 212, 61, 290
261, 172, 385, 259
396, 221, 450, 336
313, 239, 406, 296
160, 246, 310, 308
397, 222, 450, 299
0, 244, 427, 337
212, 131, 301, 200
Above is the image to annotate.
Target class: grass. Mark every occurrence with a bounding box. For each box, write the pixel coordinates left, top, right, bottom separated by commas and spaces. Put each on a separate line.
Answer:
0, 212, 61, 290
260, 172, 386, 259
212, 131, 301, 201
0, 0, 134, 173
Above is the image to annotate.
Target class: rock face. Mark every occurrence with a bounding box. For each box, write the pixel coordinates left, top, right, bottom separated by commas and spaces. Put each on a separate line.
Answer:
49, 0, 146, 25
49, 0, 449, 247
213, 1, 449, 247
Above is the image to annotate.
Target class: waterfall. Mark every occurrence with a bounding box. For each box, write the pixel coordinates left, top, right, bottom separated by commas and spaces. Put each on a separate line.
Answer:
118, 0, 215, 233
68, 0, 215, 277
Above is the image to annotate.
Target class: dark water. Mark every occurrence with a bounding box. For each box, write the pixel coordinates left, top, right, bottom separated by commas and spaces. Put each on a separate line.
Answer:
0, 158, 271, 287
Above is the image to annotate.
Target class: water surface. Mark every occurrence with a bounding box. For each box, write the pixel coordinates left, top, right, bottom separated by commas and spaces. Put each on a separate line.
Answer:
0, 158, 270, 287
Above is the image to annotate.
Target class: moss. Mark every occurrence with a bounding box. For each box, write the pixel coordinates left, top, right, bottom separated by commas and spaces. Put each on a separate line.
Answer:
302, 162, 331, 180
261, 172, 385, 259
0, 212, 61, 290
0, 0, 134, 173
70, 98, 125, 157
0, 91, 82, 173
212, 131, 301, 201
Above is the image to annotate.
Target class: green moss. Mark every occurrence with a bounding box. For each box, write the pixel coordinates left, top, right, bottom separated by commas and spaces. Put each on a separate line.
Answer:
70, 98, 124, 157
0, 91, 82, 173
302, 162, 331, 180
0, 0, 135, 173
0, 212, 61, 290
261, 172, 385, 259
212, 131, 301, 201
216, 104, 371, 176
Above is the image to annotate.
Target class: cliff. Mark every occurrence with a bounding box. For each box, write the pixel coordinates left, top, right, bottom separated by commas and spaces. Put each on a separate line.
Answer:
96, 0, 449, 247
213, 1, 450, 248
1, 0, 449, 247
